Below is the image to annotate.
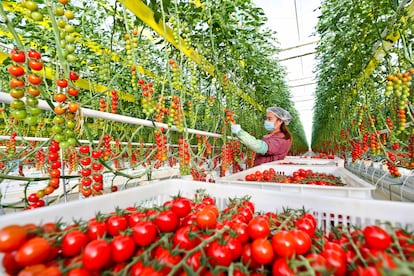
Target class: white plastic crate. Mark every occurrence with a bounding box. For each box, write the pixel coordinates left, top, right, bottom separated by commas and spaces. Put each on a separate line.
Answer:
217, 164, 375, 199
0, 179, 412, 232
272, 156, 344, 167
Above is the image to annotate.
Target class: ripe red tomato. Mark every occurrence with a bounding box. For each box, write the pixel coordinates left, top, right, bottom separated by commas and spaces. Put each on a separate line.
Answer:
171, 197, 191, 218
69, 71, 79, 81
10, 49, 26, 63
207, 240, 233, 267
15, 237, 51, 266
29, 59, 43, 71
272, 230, 296, 257
111, 235, 136, 263
92, 174, 103, 182
66, 267, 91, 276
82, 239, 111, 271
92, 150, 102, 159
87, 219, 107, 240
295, 217, 316, 237
28, 49, 41, 59
2, 251, 22, 275
172, 225, 200, 250
57, 79, 68, 88
155, 210, 179, 232
79, 145, 90, 154
291, 229, 312, 255
68, 87, 79, 97
10, 78, 25, 88
363, 225, 391, 250
80, 157, 91, 166
81, 168, 92, 177
92, 162, 103, 171
8, 65, 25, 77
132, 221, 157, 246
231, 222, 249, 244
306, 253, 329, 274
321, 249, 346, 276
241, 243, 260, 269
196, 208, 217, 230
251, 238, 274, 265
61, 230, 89, 257
153, 246, 182, 274
272, 258, 295, 276
106, 215, 128, 236
247, 216, 270, 239
0, 225, 28, 252
127, 211, 145, 227
225, 236, 242, 260
28, 73, 42, 85
50, 169, 61, 178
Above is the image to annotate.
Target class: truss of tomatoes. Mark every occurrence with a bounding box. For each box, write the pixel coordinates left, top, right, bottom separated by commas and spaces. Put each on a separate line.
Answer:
244, 168, 346, 186
0, 192, 412, 275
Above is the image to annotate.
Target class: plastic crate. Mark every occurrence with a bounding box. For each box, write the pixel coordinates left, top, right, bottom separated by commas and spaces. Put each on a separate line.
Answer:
273, 156, 344, 167
0, 179, 412, 232
217, 164, 375, 199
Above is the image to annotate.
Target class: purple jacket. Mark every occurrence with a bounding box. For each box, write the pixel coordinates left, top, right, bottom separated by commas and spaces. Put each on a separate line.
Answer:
254, 132, 291, 166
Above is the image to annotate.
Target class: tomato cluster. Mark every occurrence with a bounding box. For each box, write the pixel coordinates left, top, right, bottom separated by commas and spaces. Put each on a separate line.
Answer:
0, 192, 413, 275
244, 168, 344, 186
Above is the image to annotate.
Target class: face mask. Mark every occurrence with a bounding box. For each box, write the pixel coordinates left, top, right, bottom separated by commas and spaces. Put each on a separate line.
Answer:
264, 121, 275, 131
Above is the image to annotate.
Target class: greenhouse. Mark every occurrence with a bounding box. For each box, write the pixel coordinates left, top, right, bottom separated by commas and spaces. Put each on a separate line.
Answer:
0, 0, 413, 275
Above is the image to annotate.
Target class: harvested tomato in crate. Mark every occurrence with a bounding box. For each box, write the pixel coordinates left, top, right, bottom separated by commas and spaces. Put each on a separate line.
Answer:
0, 180, 413, 275
218, 164, 375, 199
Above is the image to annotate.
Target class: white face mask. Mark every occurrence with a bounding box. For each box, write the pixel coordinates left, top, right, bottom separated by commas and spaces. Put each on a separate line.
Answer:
264, 121, 275, 131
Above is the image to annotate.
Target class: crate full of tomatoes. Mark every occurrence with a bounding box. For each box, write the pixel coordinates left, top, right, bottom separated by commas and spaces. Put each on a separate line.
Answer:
218, 164, 375, 199
0, 179, 413, 275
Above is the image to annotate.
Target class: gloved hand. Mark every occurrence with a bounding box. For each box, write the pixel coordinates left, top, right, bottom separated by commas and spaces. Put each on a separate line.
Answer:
237, 129, 268, 155
231, 124, 241, 134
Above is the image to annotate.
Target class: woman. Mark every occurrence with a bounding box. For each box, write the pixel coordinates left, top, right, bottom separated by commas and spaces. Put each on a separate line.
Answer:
231, 106, 292, 166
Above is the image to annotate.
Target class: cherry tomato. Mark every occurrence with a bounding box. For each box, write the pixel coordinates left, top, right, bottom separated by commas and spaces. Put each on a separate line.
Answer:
57, 79, 68, 88
79, 145, 90, 154
207, 240, 233, 267
10, 49, 26, 63
8, 65, 25, 77
132, 221, 157, 246
271, 230, 296, 257
2, 251, 22, 275
225, 236, 242, 260
10, 78, 25, 88
28, 73, 42, 85
0, 225, 28, 252
29, 59, 43, 71
106, 215, 128, 236
250, 238, 274, 265
69, 71, 79, 81
291, 229, 312, 255
62, 230, 89, 257
172, 225, 200, 250
248, 216, 270, 240
322, 249, 346, 276
295, 217, 316, 237
111, 235, 136, 263
196, 207, 217, 230
241, 243, 260, 269
82, 239, 111, 271
305, 253, 329, 275
87, 219, 107, 240
15, 237, 51, 266
28, 49, 41, 59
171, 197, 191, 218
272, 257, 295, 276
153, 246, 182, 274
155, 210, 179, 232
363, 225, 391, 250
231, 222, 249, 244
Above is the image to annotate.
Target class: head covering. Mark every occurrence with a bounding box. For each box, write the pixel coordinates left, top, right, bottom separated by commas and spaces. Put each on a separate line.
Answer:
266, 106, 292, 125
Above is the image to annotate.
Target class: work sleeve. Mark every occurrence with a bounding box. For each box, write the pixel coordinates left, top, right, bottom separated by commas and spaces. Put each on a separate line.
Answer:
237, 129, 268, 155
